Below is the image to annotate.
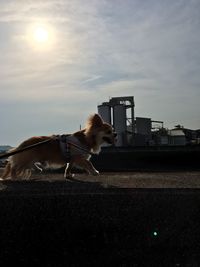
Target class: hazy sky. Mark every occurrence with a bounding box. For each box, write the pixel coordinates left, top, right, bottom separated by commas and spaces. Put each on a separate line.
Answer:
0, 0, 200, 146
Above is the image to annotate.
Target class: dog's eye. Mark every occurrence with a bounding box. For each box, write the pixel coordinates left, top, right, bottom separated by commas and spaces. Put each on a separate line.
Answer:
107, 130, 112, 134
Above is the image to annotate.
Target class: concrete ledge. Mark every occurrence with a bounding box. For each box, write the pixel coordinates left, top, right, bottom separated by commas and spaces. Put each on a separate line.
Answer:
0, 180, 200, 265
91, 146, 200, 171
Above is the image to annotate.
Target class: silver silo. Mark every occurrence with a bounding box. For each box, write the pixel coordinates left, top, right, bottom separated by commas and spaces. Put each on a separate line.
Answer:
113, 104, 127, 146
98, 103, 111, 124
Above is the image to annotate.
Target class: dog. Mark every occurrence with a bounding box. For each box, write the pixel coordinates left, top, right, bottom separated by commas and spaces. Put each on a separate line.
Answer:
1, 114, 117, 180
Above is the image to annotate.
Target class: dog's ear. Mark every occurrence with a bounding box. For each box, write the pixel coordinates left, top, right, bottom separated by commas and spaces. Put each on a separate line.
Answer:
88, 113, 103, 128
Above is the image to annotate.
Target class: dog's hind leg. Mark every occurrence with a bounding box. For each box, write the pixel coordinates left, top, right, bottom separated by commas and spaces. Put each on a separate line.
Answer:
0, 162, 11, 179
1, 161, 21, 180
24, 169, 32, 179
10, 167, 18, 180
15, 168, 32, 180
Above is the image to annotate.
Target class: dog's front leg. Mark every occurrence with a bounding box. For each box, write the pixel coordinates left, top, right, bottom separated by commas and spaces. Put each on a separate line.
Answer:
76, 158, 99, 176
85, 160, 99, 175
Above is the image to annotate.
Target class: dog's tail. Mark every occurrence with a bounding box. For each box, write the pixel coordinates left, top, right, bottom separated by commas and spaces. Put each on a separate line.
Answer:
0, 161, 32, 180
1, 161, 11, 179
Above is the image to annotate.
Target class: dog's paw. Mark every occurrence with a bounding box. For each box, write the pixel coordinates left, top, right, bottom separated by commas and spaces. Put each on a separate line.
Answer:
93, 170, 99, 176
64, 173, 75, 180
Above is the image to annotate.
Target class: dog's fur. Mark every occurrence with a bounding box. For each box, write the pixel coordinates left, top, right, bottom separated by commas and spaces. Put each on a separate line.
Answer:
1, 114, 116, 180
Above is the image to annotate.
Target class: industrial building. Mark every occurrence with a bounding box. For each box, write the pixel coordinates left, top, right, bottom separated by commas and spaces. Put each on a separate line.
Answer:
98, 96, 134, 146
98, 96, 199, 147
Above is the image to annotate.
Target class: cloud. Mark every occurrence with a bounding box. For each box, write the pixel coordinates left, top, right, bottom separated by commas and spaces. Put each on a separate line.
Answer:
0, 0, 200, 144
82, 75, 102, 84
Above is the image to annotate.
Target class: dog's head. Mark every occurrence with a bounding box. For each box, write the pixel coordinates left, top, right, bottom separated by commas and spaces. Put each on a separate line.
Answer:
85, 114, 117, 153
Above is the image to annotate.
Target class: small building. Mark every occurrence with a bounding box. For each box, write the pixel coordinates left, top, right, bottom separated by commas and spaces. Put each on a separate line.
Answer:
168, 129, 186, 146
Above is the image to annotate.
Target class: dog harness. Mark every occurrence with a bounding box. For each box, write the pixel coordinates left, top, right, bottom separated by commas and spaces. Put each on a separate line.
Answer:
58, 134, 90, 161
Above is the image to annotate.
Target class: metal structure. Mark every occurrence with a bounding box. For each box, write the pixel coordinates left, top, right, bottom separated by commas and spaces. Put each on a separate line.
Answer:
109, 96, 135, 136
98, 96, 135, 146
98, 96, 190, 147
134, 117, 152, 146
135, 117, 151, 135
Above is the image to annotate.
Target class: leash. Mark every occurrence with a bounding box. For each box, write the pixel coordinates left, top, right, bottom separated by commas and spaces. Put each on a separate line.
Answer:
0, 139, 52, 160
0, 136, 94, 160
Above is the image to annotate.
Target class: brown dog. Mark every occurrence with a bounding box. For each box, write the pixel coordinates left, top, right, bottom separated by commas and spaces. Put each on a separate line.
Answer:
1, 114, 117, 180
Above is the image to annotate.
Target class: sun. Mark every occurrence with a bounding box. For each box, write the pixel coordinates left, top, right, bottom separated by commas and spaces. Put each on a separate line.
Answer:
33, 26, 49, 43
26, 23, 55, 51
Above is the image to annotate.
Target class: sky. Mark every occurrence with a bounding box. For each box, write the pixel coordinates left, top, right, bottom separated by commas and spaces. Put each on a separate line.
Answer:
0, 0, 200, 146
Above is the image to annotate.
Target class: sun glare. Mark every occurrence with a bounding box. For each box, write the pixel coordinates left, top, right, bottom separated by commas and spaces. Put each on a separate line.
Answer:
34, 27, 49, 43
26, 23, 55, 51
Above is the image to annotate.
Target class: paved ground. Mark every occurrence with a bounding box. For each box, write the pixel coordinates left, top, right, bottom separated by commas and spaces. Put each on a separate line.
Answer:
1, 168, 200, 188
1, 169, 200, 266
